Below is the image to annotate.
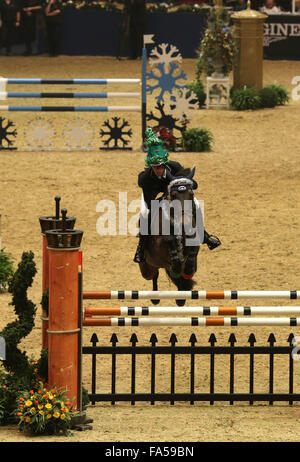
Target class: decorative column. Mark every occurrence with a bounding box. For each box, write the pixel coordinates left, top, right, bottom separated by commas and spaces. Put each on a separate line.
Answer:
39, 197, 75, 350
45, 211, 83, 410
232, 1, 267, 91
45, 209, 92, 430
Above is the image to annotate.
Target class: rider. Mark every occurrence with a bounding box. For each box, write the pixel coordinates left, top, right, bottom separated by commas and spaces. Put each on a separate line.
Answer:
134, 128, 221, 263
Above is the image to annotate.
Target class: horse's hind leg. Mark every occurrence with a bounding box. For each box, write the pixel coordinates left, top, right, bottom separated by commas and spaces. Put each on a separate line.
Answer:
139, 262, 157, 280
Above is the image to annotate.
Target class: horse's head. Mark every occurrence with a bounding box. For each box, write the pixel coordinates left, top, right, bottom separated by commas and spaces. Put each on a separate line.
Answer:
165, 167, 197, 229
166, 167, 196, 202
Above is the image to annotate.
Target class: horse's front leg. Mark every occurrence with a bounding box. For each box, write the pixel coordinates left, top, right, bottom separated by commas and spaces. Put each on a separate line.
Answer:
151, 271, 160, 305
166, 237, 182, 278
182, 245, 199, 279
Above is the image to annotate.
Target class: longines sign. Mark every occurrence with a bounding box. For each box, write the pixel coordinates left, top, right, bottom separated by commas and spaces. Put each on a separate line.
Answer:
264, 22, 300, 47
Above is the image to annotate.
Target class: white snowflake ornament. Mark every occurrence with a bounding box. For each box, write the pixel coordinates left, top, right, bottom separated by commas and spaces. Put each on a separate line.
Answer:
24, 117, 55, 151
167, 88, 199, 122
149, 43, 182, 73
62, 118, 94, 151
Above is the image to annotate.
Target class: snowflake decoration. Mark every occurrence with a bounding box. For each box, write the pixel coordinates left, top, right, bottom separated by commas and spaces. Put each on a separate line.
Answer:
146, 101, 188, 139
168, 88, 199, 122
62, 118, 94, 151
146, 62, 187, 103
24, 117, 55, 151
0, 117, 17, 150
149, 43, 182, 73
99, 117, 132, 150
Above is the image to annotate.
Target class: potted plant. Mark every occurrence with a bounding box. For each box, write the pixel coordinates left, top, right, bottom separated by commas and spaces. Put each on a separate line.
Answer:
196, 7, 237, 79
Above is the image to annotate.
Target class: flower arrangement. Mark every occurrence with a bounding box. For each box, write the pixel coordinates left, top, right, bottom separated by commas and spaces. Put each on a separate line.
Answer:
147, 2, 210, 13
62, 0, 121, 11
61, 0, 213, 13
196, 7, 237, 78
168, 3, 212, 14
147, 2, 170, 12
15, 383, 73, 435
153, 126, 177, 151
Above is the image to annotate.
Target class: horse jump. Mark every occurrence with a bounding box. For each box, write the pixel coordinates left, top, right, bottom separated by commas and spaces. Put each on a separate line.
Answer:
39, 198, 300, 413
0, 78, 141, 112
84, 306, 300, 317
0, 105, 141, 112
83, 316, 300, 327
0, 76, 143, 150
83, 290, 300, 300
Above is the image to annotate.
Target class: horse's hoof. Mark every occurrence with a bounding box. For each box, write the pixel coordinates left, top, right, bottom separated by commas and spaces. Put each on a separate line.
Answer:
176, 299, 186, 307
151, 299, 160, 305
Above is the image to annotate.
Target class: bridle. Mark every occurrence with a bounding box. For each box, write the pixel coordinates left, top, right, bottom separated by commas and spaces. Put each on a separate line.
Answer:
167, 177, 195, 201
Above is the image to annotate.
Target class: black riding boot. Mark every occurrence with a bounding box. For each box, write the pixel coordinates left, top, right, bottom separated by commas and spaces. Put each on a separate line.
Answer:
203, 230, 221, 250
133, 235, 148, 263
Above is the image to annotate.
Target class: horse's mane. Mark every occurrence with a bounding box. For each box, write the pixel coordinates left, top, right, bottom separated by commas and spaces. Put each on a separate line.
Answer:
174, 167, 192, 178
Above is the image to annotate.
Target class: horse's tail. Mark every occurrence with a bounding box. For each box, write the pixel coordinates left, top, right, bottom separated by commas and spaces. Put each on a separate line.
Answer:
165, 269, 196, 291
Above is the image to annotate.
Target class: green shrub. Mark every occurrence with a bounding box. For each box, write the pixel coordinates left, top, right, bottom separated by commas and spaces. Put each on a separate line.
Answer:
0, 248, 14, 293
0, 251, 89, 429
230, 87, 261, 110
0, 367, 36, 426
231, 84, 289, 111
36, 348, 48, 383
186, 81, 206, 107
183, 127, 213, 152
265, 84, 289, 105
0, 252, 38, 424
258, 86, 278, 108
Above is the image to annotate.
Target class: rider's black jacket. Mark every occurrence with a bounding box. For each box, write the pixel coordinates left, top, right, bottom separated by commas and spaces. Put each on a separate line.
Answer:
138, 161, 198, 209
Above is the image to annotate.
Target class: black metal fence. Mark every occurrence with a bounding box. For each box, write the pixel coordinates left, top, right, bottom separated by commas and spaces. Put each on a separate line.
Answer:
82, 332, 300, 405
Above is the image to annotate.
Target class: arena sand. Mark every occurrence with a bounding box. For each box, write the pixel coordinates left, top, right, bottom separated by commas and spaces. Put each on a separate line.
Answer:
0, 56, 300, 443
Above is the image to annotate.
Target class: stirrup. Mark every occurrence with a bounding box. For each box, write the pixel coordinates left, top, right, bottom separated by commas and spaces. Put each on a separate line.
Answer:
206, 234, 221, 250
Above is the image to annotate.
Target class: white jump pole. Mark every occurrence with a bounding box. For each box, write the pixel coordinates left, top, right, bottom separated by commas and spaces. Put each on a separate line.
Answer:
84, 306, 300, 317
82, 290, 300, 300
83, 316, 300, 327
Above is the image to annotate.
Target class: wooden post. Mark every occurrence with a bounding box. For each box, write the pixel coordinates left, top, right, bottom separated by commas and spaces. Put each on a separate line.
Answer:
45, 213, 92, 429
39, 197, 76, 350
47, 246, 81, 405
232, 1, 267, 91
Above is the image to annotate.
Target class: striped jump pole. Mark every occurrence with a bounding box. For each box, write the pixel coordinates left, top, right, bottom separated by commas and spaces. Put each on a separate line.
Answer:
84, 306, 300, 317
0, 75, 145, 144
0, 92, 141, 99
82, 290, 300, 300
82, 316, 300, 327
1, 78, 141, 85
0, 105, 141, 112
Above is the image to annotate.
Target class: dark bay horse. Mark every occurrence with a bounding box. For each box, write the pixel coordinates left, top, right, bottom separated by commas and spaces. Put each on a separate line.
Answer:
138, 167, 201, 306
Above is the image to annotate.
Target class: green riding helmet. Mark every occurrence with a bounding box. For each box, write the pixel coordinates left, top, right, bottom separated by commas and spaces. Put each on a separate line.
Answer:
144, 127, 169, 167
